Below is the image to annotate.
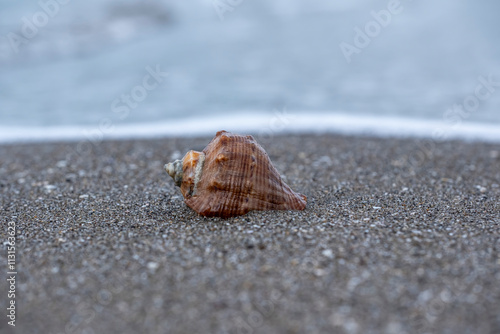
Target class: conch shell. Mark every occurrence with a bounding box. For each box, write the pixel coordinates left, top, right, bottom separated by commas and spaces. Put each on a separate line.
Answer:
165, 130, 307, 218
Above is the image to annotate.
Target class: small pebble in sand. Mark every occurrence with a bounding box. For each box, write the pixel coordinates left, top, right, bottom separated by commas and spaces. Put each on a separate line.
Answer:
56, 160, 67, 168
322, 249, 334, 259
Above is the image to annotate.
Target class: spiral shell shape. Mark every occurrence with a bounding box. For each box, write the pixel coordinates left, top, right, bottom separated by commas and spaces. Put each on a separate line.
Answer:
165, 130, 307, 217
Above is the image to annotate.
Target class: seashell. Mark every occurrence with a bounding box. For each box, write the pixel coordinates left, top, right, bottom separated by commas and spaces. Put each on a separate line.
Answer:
164, 130, 307, 218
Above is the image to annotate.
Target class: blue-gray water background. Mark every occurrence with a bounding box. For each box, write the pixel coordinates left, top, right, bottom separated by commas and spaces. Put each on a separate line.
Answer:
1, 0, 499, 140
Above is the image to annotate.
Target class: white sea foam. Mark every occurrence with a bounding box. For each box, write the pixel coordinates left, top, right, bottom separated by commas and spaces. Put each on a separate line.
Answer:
1, 112, 499, 144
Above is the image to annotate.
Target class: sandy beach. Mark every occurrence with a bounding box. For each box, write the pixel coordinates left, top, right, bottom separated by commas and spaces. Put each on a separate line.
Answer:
1, 133, 499, 334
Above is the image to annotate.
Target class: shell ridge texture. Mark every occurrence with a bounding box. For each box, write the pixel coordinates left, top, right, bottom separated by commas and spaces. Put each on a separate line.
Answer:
166, 130, 307, 217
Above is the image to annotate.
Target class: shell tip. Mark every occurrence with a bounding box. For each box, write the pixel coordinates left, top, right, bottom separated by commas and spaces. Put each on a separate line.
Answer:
164, 160, 183, 187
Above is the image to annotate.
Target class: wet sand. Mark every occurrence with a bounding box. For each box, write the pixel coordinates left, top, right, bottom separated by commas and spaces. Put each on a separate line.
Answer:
0, 134, 499, 334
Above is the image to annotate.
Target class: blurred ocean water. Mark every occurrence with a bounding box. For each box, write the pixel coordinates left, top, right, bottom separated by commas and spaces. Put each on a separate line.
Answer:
1, 0, 500, 142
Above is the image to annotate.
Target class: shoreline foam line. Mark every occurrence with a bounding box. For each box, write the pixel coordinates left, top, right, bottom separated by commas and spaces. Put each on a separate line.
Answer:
1, 112, 500, 144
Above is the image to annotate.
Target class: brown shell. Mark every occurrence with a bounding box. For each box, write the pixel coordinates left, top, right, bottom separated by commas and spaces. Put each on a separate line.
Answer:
165, 130, 307, 218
